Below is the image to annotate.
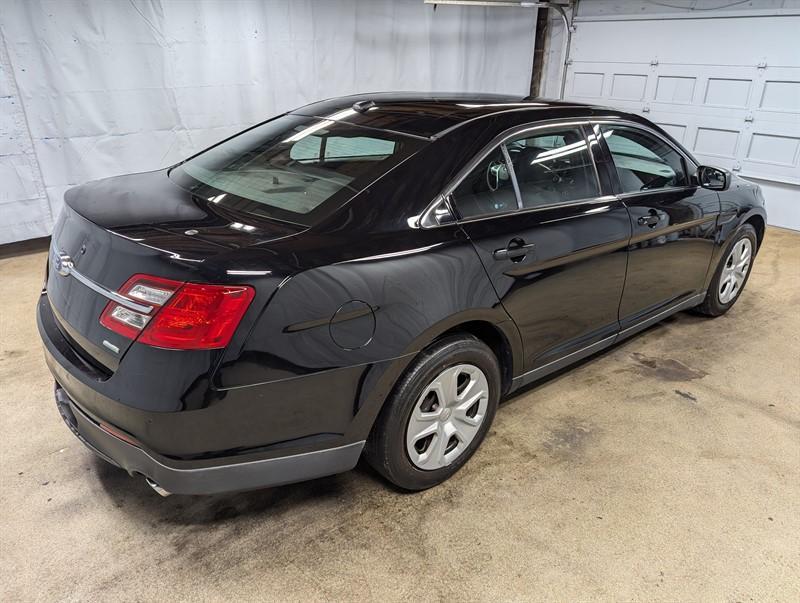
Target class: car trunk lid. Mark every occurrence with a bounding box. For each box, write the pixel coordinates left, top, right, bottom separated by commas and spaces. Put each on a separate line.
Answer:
46, 170, 300, 372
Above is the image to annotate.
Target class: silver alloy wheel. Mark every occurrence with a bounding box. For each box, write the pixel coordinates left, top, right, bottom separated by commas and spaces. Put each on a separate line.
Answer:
405, 363, 489, 471
718, 237, 753, 304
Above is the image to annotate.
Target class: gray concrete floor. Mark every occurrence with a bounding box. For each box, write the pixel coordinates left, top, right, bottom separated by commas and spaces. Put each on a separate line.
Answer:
1, 227, 799, 602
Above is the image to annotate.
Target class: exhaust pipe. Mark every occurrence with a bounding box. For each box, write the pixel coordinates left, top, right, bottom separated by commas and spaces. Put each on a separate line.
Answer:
145, 477, 172, 497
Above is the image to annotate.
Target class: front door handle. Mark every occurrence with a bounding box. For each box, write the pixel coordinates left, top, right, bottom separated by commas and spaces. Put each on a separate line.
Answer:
637, 211, 659, 228
493, 238, 535, 262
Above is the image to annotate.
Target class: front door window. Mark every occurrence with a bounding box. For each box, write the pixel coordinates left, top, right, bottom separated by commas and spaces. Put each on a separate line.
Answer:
601, 125, 688, 192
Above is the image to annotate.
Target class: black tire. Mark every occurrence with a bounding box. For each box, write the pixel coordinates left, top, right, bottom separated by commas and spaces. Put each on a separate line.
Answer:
364, 334, 501, 491
692, 223, 758, 317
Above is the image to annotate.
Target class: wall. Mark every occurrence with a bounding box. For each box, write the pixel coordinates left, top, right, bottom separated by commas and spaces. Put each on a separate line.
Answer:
0, 0, 537, 244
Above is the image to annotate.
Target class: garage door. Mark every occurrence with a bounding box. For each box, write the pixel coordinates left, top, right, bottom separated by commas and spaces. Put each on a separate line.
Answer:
563, 11, 800, 230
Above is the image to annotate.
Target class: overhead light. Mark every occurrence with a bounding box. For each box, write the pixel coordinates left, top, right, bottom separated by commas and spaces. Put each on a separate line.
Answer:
229, 222, 256, 232
282, 108, 358, 143
226, 270, 272, 276
456, 102, 547, 108
423, 1, 554, 8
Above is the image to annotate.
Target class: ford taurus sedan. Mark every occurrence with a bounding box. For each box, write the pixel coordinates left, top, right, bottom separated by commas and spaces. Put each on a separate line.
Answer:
38, 93, 767, 495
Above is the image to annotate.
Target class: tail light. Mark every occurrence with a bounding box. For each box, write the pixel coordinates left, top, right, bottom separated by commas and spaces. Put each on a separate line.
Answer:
99, 274, 254, 350
99, 275, 181, 339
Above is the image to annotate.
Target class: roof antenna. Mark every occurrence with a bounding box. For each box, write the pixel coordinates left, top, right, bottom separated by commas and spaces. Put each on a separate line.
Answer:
352, 100, 377, 113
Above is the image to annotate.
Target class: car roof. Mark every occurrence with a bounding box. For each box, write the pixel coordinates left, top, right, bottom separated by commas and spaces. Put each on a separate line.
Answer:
290, 92, 605, 139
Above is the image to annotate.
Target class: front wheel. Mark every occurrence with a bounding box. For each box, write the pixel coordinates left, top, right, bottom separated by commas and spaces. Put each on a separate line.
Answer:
364, 334, 500, 490
693, 223, 758, 317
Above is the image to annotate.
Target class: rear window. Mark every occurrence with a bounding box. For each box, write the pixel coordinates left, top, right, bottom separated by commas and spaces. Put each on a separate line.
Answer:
169, 114, 422, 225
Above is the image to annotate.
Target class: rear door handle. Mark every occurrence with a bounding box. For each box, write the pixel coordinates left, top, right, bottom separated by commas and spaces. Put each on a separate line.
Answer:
493, 239, 535, 262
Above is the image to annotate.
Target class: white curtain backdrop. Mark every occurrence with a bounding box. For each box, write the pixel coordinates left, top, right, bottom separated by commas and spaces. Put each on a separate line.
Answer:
0, 0, 536, 244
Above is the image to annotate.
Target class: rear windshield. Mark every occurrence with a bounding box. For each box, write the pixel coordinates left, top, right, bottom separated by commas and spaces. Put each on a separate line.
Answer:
169, 114, 424, 225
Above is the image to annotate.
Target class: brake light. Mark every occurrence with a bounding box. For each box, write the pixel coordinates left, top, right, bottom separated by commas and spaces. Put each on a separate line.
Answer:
138, 283, 254, 349
99, 274, 254, 350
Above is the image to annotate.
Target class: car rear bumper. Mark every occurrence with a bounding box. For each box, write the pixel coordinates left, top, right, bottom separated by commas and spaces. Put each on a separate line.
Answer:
38, 293, 364, 495
54, 383, 363, 495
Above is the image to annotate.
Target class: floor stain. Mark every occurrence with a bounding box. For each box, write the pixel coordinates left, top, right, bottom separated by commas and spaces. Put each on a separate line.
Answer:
541, 417, 595, 462
674, 390, 698, 402
478, 430, 539, 466
629, 352, 708, 382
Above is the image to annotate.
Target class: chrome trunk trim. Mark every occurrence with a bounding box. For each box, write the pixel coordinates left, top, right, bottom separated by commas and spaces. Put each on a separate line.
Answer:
51, 248, 153, 314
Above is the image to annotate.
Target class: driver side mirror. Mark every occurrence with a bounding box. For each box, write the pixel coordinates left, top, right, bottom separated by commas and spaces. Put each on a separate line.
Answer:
697, 165, 729, 191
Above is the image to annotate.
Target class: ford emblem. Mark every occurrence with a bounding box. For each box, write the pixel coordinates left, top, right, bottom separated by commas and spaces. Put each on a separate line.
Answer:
54, 250, 74, 277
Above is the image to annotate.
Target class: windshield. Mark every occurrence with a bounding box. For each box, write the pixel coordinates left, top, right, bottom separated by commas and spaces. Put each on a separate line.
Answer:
170, 113, 423, 225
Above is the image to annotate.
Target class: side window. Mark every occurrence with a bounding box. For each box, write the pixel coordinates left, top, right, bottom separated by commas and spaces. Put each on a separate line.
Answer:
289, 135, 396, 163
324, 136, 395, 160
601, 125, 688, 193
507, 126, 600, 208
451, 146, 518, 219
290, 135, 322, 162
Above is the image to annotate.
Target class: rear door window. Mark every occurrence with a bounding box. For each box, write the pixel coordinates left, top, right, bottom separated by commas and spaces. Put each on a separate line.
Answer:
451, 146, 519, 219
506, 126, 600, 208
450, 124, 601, 220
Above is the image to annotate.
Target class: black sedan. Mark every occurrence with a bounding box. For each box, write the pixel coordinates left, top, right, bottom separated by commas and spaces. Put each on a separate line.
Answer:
38, 93, 766, 495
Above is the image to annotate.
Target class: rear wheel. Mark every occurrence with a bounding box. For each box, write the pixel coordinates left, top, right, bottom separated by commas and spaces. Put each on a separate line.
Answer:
693, 224, 757, 317
365, 335, 500, 490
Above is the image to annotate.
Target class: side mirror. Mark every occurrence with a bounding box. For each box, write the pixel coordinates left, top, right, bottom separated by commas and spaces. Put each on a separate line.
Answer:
697, 165, 729, 191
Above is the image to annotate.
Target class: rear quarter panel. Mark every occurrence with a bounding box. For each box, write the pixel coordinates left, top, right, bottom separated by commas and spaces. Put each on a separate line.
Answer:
214, 223, 519, 443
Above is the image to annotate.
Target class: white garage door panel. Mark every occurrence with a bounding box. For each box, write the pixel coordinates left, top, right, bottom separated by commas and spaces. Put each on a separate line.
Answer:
753, 67, 800, 125
741, 124, 800, 183
565, 15, 800, 230
759, 79, 800, 114
693, 119, 743, 160
654, 76, 696, 104
568, 17, 800, 67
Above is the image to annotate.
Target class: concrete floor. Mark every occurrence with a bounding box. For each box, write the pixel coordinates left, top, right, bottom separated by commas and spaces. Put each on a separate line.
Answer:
1, 227, 798, 601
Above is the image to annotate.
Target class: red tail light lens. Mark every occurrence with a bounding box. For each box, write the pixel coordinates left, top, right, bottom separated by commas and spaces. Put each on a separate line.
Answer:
138, 283, 254, 349
99, 274, 254, 350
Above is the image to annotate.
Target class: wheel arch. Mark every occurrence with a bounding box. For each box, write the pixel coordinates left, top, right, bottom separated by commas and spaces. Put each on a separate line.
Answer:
348, 313, 522, 444
743, 212, 766, 250
432, 320, 516, 396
